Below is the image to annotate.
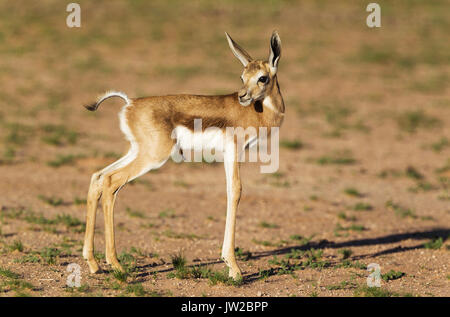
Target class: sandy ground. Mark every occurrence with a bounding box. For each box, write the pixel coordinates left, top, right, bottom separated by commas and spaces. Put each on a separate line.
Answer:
0, 1, 449, 297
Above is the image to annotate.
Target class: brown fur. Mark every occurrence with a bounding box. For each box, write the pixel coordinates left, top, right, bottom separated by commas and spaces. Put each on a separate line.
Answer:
82, 32, 284, 280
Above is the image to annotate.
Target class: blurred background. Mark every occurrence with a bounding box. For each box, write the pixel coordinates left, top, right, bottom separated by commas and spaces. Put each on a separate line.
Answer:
0, 0, 448, 297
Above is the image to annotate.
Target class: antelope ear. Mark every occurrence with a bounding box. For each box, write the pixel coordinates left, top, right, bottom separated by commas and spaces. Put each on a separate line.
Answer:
225, 32, 253, 67
268, 31, 281, 75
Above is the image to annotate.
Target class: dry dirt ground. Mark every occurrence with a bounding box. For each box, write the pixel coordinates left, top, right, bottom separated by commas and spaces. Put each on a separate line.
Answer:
0, 1, 449, 297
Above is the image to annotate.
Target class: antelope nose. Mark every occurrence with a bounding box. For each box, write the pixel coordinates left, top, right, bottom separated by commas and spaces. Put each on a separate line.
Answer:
239, 91, 247, 100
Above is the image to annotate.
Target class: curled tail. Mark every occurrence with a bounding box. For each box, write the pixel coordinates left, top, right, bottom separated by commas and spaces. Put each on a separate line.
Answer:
84, 91, 130, 111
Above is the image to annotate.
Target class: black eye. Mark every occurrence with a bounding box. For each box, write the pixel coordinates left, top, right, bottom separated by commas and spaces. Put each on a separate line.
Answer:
258, 76, 269, 84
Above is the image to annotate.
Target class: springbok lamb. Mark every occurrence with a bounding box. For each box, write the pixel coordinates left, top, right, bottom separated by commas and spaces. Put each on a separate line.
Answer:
82, 31, 285, 280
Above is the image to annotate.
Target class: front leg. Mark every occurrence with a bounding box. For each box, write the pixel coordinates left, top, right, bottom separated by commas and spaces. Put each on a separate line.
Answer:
222, 142, 242, 280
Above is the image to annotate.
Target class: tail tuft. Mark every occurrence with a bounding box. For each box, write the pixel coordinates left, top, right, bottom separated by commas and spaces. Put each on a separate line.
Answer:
84, 102, 99, 111
83, 91, 130, 112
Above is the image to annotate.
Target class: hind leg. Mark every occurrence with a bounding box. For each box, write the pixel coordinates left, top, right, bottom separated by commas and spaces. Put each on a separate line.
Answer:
82, 171, 104, 273
82, 151, 140, 273
101, 150, 172, 272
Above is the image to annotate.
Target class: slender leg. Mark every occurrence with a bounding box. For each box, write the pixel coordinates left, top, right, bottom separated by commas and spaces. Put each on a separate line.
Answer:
101, 169, 130, 272
221, 142, 242, 279
100, 153, 170, 272
82, 151, 136, 273
83, 172, 103, 273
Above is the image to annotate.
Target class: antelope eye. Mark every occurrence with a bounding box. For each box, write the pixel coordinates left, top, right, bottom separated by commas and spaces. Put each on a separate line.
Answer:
258, 76, 269, 84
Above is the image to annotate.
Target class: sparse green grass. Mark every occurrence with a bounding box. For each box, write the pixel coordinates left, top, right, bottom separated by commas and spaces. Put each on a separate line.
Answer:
252, 239, 286, 247
158, 208, 176, 219
39, 247, 61, 265
354, 286, 396, 297
65, 283, 91, 294
267, 173, 290, 187
377, 168, 403, 179
235, 247, 252, 261
259, 221, 279, 229
269, 179, 290, 188
397, 110, 441, 133
258, 268, 273, 280
126, 207, 146, 219
1, 146, 15, 165
334, 223, 366, 236
130, 179, 154, 191
410, 73, 448, 94
0, 267, 20, 279
73, 197, 87, 205
173, 180, 189, 187
289, 234, 313, 246
47, 154, 84, 167
167, 253, 242, 286
385, 200, 417, 219
40, 124, 78, 146
408, 182, 437, 193
0, 266, 35, 295
74, 54, 114, 74
118, 250, 138, 273
163, 230, 201, 240
352, 202, 373, 211
280, 139, 303, 150
323, 104, 354, 127
55, 214, 83, 228
405, 166, 424, 180
129, 247, 145, 257
335, 259, 367, 270
326, 280, 357, 291
112, 270, 129, 283
207, 269, 243, 286
268, 248, 331, 276
125, 283, 147, 296
423, 237, 443, 250
430, 137, 449, 152
344, 187, 363, 197
353, 44, 397, 65
316, 150, 356, 165
382, 270, 406, 282
337, 212, 356, 222
38, 194, 63, 206
338, 249, 352, 259
2, 207, 85, 232
171, 253, 187, 271
3, 122, 33, 146
354, 285, 414, 297
436, 159, 450, 174
14, 254, 40, 264
7, 240, 24, 252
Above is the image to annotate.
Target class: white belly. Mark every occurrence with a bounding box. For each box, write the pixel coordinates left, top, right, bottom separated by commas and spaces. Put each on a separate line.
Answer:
174, 126, 225, 152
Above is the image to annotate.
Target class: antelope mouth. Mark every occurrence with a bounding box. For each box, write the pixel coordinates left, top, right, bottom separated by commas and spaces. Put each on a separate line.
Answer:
239, 98, 252, 106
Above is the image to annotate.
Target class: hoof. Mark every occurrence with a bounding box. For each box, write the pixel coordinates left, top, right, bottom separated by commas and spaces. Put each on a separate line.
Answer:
228, 269, 243, 281
108, 258, 125, 272
86, 259, 101, 274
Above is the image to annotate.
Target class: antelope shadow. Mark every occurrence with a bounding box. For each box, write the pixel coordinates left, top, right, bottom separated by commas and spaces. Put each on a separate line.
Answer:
134, 227, 449, 283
